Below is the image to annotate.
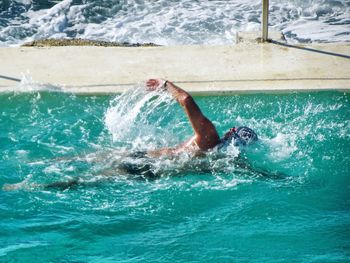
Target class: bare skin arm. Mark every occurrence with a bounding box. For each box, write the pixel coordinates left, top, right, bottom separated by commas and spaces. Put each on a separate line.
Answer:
146, 79, 220, 153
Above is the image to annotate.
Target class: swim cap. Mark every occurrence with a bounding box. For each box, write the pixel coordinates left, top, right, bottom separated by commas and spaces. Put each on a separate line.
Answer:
233, 126, 258, 146
218, 126, 258, 150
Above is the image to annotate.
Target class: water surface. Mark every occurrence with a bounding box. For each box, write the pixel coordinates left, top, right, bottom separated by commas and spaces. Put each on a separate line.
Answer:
0, 85, 349, 262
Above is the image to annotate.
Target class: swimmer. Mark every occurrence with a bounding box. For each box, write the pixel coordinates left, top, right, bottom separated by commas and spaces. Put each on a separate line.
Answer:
2, 79, 260, 191
143, 80, 281, 179
145, 79, 258, 157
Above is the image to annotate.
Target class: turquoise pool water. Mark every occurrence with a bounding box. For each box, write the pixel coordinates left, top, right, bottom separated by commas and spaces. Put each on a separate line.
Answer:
0, 87, 349, 262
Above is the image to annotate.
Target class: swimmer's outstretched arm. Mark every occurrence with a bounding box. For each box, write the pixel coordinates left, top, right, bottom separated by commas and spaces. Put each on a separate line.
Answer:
146, 79, 220, 150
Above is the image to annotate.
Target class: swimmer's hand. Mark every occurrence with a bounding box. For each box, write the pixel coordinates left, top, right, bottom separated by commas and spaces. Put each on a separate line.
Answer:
146, 78, 166, 91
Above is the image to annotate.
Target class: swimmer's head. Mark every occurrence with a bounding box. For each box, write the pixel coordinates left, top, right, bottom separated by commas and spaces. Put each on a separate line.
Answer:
221, 126, 258, 146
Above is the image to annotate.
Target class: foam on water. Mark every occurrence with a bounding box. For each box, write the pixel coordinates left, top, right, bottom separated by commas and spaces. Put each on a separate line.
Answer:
0, 0, 349, 46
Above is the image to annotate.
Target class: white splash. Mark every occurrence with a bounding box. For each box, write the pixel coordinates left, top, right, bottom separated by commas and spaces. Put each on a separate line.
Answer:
104, 85, 174, 147
16, 73, 63, 92
267, 132, 298, 161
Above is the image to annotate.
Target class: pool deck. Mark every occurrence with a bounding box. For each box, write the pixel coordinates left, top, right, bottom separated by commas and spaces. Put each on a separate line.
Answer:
0, 37, 349, 94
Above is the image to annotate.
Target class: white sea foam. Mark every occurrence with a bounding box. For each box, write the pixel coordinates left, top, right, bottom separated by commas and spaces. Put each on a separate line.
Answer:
43, 164, 62, 174
15, 150, 28, 156
0, 0, 349, 46
191, 177, 251, 190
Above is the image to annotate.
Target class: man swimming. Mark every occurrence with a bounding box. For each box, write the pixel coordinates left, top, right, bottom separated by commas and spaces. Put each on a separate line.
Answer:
145, 79, 258, 157
2, 79, 259, 191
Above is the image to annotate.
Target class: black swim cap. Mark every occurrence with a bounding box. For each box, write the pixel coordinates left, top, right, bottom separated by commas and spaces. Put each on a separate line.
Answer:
233, 126, 258, 146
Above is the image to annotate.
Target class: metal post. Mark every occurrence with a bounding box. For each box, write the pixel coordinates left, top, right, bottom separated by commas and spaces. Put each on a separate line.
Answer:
262, 0, 269, 42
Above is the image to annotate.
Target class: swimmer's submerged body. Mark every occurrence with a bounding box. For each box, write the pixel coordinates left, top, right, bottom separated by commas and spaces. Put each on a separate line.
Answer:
2, 79, 261, 191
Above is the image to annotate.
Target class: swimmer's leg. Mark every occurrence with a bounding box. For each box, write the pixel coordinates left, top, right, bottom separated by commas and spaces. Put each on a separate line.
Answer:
2, 181, 28, 191
43, 178, 80, 190
2, 178, 81, 191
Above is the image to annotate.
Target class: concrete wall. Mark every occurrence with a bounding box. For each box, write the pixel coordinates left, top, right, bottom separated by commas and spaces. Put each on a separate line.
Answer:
0, 41, 349, 94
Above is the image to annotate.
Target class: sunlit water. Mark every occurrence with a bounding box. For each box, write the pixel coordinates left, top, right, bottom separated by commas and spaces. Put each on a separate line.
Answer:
0, 81, 349, 262
1, 0, 349, 46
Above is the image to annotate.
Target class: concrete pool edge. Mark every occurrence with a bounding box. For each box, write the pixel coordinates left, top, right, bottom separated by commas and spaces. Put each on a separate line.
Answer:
0, 41, 349, 94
